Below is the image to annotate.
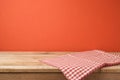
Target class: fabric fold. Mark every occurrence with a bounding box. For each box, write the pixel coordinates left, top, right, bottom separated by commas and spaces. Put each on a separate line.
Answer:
41, 50, 120, 80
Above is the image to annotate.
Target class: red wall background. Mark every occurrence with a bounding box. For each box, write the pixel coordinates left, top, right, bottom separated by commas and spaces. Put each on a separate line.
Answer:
0, 0, 120, 51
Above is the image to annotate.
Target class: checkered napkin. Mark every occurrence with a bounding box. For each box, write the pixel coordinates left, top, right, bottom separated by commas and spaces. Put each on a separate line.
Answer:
41, 50, 120, 80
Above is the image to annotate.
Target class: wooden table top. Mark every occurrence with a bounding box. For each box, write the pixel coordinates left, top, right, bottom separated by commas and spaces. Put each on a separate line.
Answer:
0, 52, 120, 73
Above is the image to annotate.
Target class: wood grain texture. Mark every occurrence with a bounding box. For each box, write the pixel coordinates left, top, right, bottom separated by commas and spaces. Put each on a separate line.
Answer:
0, 72, 119, 80
0, 52, 119, 73
0, 72, 67, 80
0, 52, 119, 80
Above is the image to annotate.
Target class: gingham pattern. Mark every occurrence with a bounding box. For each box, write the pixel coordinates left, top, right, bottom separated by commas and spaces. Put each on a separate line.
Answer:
42, 50, 120, 80
71, 50, 120, 66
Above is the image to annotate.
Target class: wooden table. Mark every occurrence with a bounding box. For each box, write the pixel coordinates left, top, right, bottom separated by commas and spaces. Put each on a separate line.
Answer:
0, 52, 120, 80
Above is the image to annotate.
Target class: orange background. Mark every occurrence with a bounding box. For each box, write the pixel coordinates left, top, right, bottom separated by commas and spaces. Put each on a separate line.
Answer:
0, 0, 120, 51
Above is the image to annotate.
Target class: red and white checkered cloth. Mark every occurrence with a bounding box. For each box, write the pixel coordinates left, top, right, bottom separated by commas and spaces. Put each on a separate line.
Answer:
41, 50, 120, 80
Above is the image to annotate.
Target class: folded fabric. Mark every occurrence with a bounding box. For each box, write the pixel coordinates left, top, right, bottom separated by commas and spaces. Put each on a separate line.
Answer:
70, 50, 120, 66
41, 50, 120, 80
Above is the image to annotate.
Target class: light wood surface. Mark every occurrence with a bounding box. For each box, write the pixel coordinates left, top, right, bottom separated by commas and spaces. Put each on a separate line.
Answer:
0, 51, 119, 73
0, 52, 119, 80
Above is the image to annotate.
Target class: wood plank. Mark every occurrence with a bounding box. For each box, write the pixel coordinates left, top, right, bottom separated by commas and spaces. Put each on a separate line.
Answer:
0, 52, 119, 73
0, 72, 119, 80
